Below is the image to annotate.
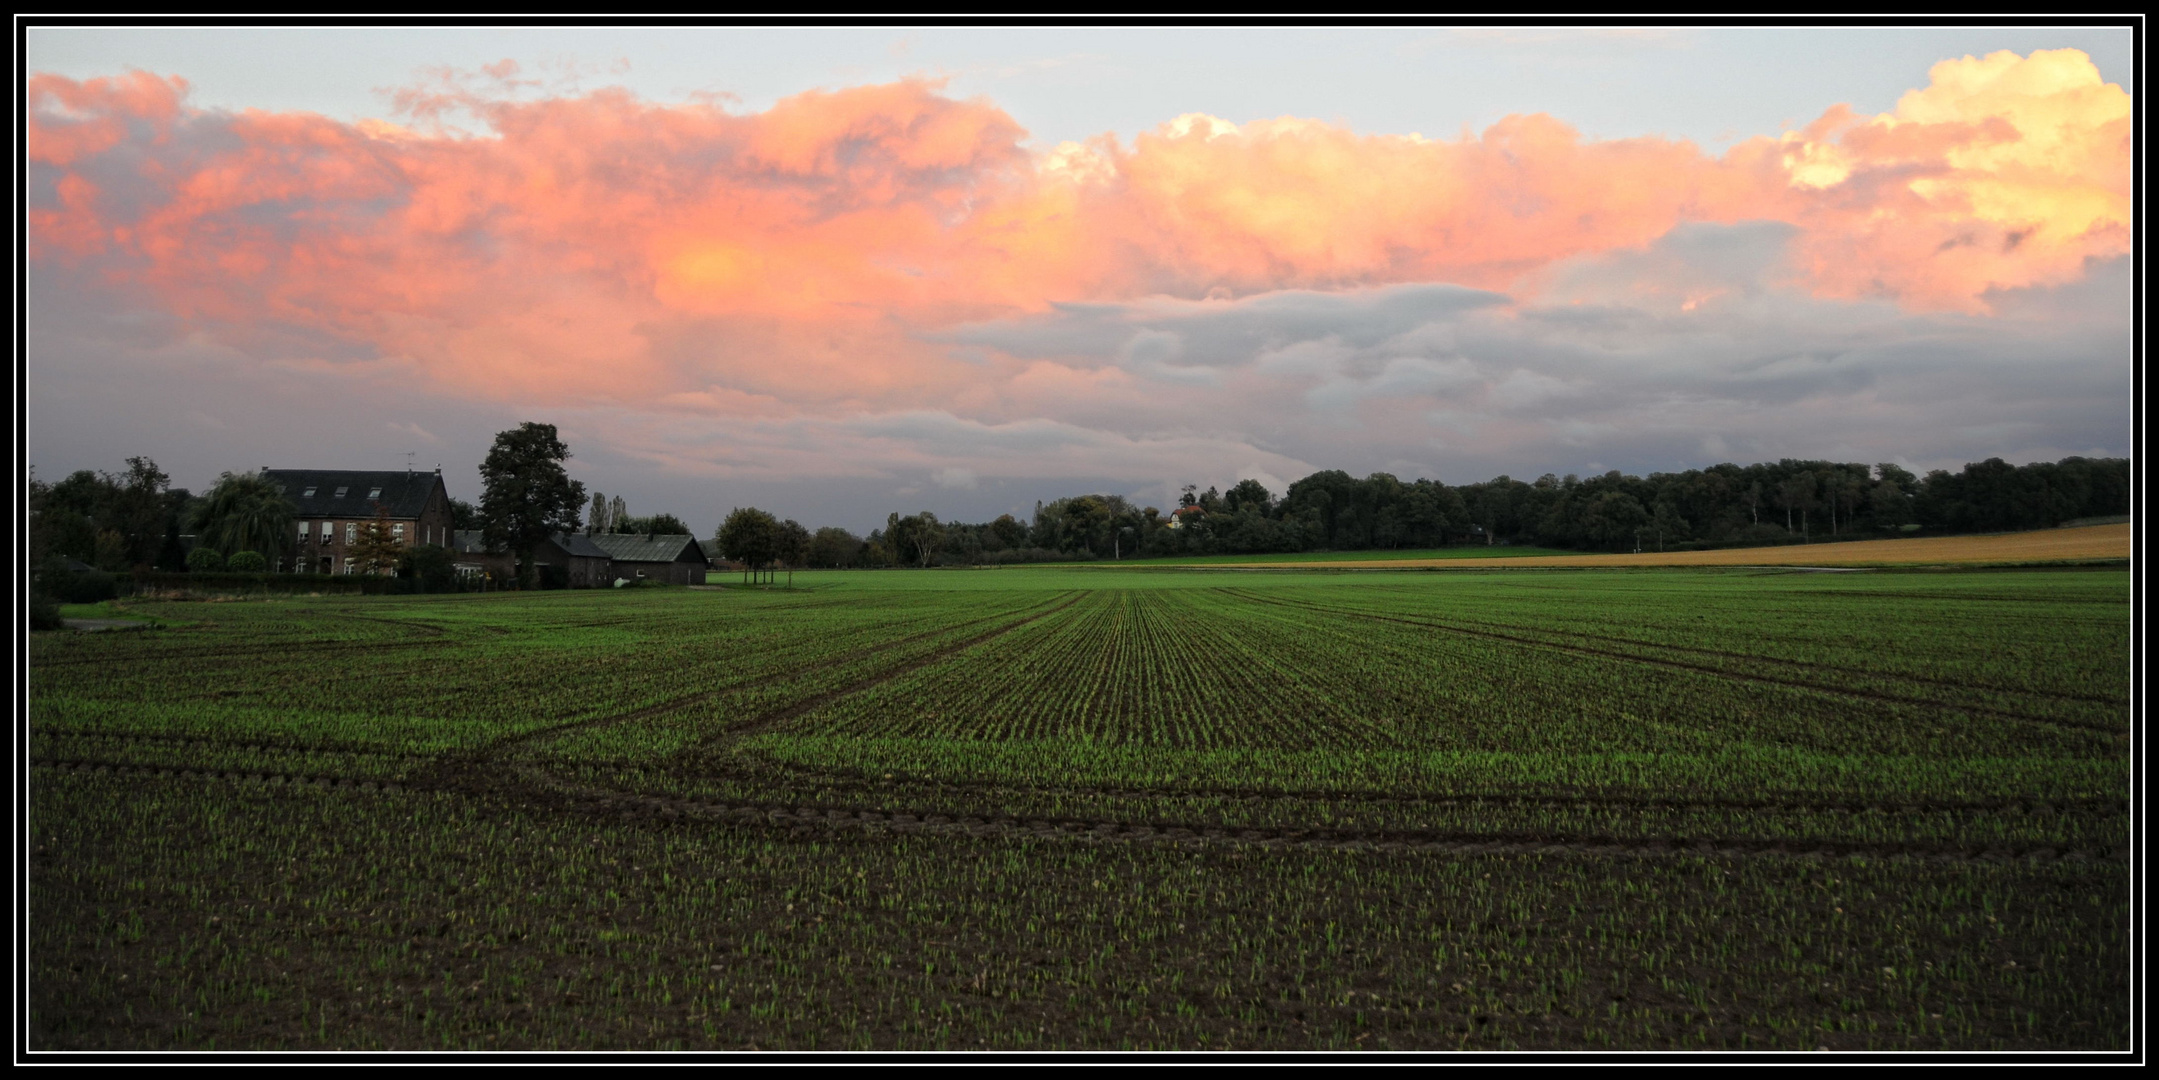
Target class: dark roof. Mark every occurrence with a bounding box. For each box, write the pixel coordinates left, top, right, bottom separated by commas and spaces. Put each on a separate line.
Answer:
585, 533, 704, 564
547, 532, 616, 560
265, 469, 446, 520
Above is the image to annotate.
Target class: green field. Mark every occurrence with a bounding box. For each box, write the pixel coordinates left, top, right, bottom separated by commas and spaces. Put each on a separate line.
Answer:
1109, 545, 1581, 565
28, 566, 2130, 1050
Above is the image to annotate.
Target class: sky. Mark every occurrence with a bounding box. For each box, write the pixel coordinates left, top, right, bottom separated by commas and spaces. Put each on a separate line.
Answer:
23, 25, 2137, 535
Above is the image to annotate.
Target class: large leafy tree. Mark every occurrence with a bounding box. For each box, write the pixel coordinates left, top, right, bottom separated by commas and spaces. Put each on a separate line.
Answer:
29, 456, 188, 569
715, 507, 780, 583
188, 471, 297, 566
885, 511, 945, 568
479, 422, 586, 588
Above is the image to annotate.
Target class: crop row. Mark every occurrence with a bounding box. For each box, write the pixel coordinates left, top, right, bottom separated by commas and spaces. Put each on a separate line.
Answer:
1224, 586, 2124, 732
765, 587, 2118, 772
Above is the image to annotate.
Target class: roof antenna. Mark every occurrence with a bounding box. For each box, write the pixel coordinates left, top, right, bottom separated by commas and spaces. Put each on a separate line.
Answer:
402, 450, 416, 475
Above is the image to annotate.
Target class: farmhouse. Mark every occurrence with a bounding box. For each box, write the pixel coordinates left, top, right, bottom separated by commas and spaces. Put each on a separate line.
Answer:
266, 468, 454, 574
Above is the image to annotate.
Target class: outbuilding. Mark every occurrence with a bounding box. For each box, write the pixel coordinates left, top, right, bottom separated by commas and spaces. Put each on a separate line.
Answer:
586, 533, 709, 585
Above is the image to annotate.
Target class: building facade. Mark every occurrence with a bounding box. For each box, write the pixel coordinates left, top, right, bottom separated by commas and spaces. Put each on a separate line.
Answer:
266, 468, 455, 574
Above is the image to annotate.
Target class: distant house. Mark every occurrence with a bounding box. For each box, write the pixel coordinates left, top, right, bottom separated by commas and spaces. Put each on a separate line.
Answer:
265, 468, 454, 574
450, 530, 517, 582
585, 533, 709, 585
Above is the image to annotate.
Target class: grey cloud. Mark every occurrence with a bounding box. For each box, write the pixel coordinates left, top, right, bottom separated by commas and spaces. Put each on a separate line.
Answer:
949, 281, 1506, 369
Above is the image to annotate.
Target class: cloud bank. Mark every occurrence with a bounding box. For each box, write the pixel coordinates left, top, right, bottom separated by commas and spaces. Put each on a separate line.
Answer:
25, 49, 2131, 522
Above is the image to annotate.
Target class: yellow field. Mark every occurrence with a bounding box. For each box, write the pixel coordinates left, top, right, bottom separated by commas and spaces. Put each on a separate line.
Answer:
1222, 522, 2133, 570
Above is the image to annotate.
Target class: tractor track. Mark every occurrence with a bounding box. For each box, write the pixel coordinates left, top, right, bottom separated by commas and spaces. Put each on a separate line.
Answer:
31, 757, 2126, 867
712, 757, 2121, 818
55, 725, 2101, 819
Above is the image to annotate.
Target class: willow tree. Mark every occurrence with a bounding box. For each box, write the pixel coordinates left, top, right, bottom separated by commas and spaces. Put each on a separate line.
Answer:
188, 471, 297, 568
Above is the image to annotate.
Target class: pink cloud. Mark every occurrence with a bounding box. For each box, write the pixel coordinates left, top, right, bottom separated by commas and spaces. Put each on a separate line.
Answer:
24, 49, 2129, 423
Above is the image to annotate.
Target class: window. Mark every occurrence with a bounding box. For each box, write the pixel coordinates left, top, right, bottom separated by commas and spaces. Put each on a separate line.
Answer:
299, 522, 310, 545
393, 523, 405, 544
345, 522, 356, 544
368, 487, 382, 499
320, 521, 332, 540
334, 487, 348, 498
303, 486, 317, 497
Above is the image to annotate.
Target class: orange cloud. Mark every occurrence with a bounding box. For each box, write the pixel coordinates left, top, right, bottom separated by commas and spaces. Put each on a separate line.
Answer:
1764, 48, 2131, 307
24, 49, 2130, 414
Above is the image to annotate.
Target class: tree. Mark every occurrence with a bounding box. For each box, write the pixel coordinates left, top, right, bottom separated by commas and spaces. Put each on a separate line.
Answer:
189, 471, 297, 566
348, 503, 404, 576
806, 527, 864, 568
715, 507, 781, 584
398, 543, 457, 593
448, 497, 482, 531
478, 422, 587, 588
988, 514, 1027, 552
776, 519, 811, 568
1776, 472, 1817, 539
1223, 479, 1273, 516
619, 512, 690, 537
587, 491, 611, 535
886, 511, 945, 568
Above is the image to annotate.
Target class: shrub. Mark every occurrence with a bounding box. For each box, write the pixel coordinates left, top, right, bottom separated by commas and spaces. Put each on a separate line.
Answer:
54, 571, 118, 604
226, 551, 268, 572
28, 590, 62, 631
186, 547, 224, 572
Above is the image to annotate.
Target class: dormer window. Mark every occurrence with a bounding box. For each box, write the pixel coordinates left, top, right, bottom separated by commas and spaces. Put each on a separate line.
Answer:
368, 487, 382, 499
303, 486, 317, 497
334, 487, 348, 498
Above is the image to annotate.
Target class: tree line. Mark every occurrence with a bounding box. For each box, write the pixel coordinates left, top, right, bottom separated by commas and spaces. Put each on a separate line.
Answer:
723, 455, 2130, 568
28, 440, 2130, 590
